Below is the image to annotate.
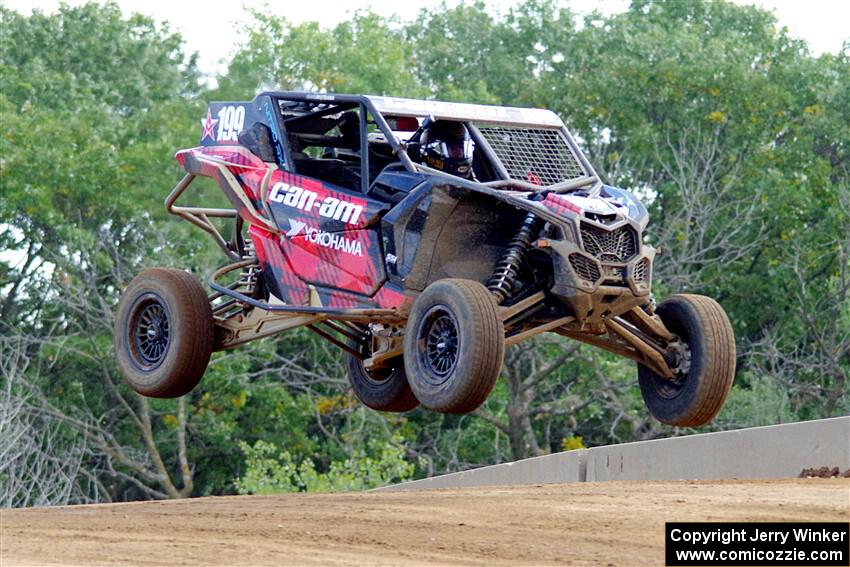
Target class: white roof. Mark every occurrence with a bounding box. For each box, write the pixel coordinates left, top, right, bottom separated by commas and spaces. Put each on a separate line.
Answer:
366, 96, 565, 128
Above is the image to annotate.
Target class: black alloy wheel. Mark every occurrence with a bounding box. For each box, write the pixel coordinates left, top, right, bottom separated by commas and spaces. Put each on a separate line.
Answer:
419, 306, 460, 382
129, 294, 172, 369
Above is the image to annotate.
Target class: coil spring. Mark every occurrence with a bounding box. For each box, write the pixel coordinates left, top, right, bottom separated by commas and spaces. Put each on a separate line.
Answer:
238, 239, 259, 296
487, 212, 541, 304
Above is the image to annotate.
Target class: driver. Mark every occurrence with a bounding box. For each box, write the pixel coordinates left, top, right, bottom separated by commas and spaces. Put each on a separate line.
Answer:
419, 120, 475, 179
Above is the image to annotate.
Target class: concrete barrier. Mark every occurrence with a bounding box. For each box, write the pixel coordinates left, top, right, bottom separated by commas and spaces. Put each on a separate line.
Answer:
380, 417, 849, 491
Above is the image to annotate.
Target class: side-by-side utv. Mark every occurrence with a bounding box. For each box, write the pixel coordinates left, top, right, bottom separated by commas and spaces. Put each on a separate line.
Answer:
114, 92, 735, 426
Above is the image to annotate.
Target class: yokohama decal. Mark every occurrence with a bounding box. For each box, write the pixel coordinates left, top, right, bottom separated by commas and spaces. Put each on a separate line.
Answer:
285, 219, 363, 256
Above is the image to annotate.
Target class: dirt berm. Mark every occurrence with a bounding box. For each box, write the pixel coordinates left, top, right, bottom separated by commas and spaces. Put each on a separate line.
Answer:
2, 479, 848, 566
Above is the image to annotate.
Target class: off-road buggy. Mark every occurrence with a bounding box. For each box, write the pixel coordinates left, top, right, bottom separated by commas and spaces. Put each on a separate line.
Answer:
114, 92, 736, 426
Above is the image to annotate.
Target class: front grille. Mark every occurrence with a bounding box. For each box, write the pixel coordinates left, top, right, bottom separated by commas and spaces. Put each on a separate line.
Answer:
580, 222, 638, 262
633, 258, 650, 282
569, 254, 600, 282
477, 126, 586, 186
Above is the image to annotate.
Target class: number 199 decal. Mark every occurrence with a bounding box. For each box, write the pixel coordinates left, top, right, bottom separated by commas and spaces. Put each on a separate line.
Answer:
216, 105, 245, 142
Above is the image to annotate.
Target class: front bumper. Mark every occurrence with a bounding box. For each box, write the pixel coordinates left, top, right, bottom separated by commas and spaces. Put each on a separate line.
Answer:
545, 218, 655, 325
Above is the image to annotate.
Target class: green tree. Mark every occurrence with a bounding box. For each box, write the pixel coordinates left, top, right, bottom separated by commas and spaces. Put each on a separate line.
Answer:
0, 2, 211, 504
406, 0, 575, 104
546, 0, 849, 420
214, 11, 424, 99
235, 433, 415, 494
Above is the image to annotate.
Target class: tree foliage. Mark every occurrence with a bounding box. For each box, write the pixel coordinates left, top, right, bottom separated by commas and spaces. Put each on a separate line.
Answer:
235, 434, 416, 494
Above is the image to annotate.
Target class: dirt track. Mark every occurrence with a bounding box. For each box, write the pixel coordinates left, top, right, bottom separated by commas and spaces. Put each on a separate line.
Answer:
2, 479, 848, 566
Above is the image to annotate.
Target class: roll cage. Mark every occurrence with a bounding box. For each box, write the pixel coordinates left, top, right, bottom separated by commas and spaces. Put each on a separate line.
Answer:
248, 91, 603, 198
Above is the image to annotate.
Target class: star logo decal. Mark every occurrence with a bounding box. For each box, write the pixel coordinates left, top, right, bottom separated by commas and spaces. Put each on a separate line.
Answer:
200, 109, 218, 142
286, 218, 306, 237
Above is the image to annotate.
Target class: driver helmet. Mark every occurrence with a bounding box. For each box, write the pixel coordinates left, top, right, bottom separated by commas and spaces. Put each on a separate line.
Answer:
420, 120, 474, 178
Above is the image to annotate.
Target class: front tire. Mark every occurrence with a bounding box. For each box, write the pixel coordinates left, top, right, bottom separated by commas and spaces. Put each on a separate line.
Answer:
638, 294, 736, 427
114, 268, 214, 398
404, 279, 504, 414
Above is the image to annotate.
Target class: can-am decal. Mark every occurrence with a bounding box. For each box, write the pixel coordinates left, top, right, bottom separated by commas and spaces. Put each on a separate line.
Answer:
269, 182, 363, 225
285, 219, 362, 257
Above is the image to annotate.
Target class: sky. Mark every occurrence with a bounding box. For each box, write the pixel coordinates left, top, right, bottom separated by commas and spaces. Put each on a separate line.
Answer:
4, 0, 849, 78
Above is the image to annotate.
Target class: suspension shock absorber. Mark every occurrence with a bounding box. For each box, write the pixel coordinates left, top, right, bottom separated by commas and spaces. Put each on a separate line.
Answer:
487, 212, 542, 304
238, 238, 259, 297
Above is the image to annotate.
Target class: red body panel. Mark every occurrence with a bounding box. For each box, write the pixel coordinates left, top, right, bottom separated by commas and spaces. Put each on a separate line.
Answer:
264, 169, 387, 297
542, 193, 581, 217
178, 146, 404, 311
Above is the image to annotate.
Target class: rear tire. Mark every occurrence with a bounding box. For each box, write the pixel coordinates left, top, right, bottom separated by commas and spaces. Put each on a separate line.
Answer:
404, 279, 504, 414
346, 339, 419, 412
638, 294, 736, 427
114, 268, 214, 398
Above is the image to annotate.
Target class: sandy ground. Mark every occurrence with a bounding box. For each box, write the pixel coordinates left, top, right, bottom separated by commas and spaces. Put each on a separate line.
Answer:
1, 479, 848, 566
